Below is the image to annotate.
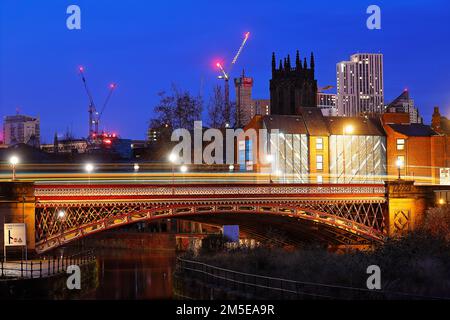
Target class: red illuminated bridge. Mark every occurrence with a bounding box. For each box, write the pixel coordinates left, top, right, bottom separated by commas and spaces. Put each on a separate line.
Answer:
31, 183, 389, 252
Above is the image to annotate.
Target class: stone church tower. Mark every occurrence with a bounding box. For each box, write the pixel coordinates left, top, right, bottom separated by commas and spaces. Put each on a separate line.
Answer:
269, 51, 318, 115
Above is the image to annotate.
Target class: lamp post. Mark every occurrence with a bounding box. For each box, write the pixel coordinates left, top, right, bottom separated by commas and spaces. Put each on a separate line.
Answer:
396, 158, 404, 180
57, 210, 66, 244
168, 153, 178, 194
85, 163, 94, 184
9, 155, 19, 181
342, 125, 354, 183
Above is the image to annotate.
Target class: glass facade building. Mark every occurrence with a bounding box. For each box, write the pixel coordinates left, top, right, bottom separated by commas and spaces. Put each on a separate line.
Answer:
329, 135, 386, 183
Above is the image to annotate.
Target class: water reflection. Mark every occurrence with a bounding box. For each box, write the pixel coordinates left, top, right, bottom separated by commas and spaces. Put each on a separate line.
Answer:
82, 248, 176, 300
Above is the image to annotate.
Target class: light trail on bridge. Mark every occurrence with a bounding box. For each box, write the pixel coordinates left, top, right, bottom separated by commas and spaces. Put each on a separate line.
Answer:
0, 162, 437, 185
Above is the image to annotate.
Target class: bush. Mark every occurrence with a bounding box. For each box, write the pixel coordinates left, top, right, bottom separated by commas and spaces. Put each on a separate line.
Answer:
189, 231, 450, 298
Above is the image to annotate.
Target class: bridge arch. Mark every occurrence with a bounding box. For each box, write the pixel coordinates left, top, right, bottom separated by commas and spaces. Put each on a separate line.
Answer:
35, 200, 386, 253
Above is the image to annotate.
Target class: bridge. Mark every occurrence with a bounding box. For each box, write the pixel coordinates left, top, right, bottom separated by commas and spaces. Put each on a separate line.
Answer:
0, 180, 438, 253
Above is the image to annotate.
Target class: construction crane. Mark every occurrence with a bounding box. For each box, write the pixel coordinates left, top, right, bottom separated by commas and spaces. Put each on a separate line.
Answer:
78, 66, 117, 140
216, 31, 250, 127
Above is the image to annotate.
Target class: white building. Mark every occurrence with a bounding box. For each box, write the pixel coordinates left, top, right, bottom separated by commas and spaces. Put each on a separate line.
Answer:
317, 93, 337, 116
336, 53, 384, 117
3, 114, 40, 147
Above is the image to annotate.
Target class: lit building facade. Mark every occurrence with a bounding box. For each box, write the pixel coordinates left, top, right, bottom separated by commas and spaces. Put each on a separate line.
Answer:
385, 89, 422, 124
336, 53, 384, 117
381, 109, 450, 185
234, 72, 254, 127
3, 114, 40, 147
234, 72, 271, 127
244, 110, 387, 183
317, 93, 337, 116
326, 117, 386, 183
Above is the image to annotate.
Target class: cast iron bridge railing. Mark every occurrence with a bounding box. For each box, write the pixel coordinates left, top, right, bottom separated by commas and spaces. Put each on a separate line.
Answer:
34, 183, 387, 253
176, 257, 448, 300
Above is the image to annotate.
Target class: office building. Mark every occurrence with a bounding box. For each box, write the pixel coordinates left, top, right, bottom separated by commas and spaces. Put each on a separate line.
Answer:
336, 53, 384, 116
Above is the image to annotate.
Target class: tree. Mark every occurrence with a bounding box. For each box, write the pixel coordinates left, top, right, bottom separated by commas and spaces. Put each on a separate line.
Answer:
207, 85, 225, 128
207, 85, 234, 129
151, 84, 203, 132
147, 85, 203, 161
422, 205, 450, 241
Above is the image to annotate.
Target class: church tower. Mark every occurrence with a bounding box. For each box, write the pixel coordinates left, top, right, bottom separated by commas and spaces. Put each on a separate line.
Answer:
270, 51, 318, 115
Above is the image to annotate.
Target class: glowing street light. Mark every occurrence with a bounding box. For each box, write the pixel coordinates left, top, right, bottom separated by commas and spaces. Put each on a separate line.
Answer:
85, 163, 94, 184
57, 210, 66, 219
180, 165, 188, 173
85, 163, 94, 173
396, 158, 404, 180
168, 153, 178, 164
228, 164, 235, 171
133, 163, 140, 171
343, 125, 354, 135
9, 155, 19, 180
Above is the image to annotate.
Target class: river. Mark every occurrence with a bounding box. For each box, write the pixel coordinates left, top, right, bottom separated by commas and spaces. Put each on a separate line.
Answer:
81, 248, 176, 300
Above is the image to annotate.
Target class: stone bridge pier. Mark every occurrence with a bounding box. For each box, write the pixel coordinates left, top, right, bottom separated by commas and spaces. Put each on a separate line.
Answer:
0, 182, 36, 252
385, 180, 437, 236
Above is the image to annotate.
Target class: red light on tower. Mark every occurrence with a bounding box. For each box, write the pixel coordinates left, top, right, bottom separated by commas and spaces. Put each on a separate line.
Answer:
245, 32, 250, 38
104, 139, 112, 145
109, 83, 117, 89
216, 62, 221, 68
78, 66, 84, 72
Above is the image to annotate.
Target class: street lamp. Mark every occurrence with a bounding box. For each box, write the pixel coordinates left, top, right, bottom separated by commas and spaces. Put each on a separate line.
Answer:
85, 163, 94, 184
57, 210, 66, 245
85, 163, 94, 173
228, 164, 235, 171
342, 125, 354, 183
396, 158, 404, 180
9, 155, 19, 181
58, 210, 66, 219
133, 163, 140, 171
168, 153, 178, 194
180, 165, 188, 173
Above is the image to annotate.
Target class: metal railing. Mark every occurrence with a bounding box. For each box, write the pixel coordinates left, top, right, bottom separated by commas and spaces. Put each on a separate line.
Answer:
177, 257, 448, 300
0, 250, 95, 279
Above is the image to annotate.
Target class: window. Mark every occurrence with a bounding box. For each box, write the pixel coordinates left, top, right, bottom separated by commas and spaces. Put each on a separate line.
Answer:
317, 175, 323, 183
316, 155, 323, 170
316, 137, 323, 150
397, 139, 405, 151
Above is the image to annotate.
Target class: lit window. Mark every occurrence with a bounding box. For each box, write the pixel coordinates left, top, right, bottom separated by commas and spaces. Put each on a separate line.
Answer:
397, 139, 405, 151
317, 175, 323, 183
316, 138, 323, 150
316, 155, 323, 170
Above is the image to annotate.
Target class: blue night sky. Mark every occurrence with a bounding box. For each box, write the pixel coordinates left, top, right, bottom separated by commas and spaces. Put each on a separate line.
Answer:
1, 0, 449, 142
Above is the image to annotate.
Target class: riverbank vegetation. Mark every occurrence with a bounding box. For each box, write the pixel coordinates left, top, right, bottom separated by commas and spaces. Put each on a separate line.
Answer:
185, 206, 450, 298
